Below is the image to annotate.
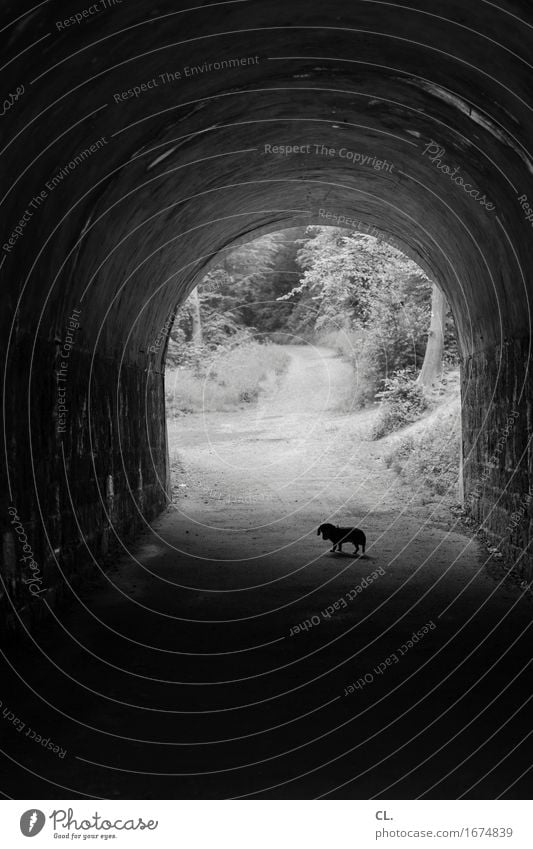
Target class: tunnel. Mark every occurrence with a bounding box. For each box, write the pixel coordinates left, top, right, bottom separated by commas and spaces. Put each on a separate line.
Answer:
1, 0, 533, 800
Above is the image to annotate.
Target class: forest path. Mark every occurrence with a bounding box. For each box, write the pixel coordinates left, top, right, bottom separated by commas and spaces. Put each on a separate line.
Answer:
168, 344, 390, 522
5, 345, 532, 801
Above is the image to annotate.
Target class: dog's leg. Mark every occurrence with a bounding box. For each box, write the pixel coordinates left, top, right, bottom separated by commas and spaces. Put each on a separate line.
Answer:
338, 543, 343, 552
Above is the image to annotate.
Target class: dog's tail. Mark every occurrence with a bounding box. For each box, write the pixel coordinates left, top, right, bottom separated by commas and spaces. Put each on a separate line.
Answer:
316, 527, 321, 536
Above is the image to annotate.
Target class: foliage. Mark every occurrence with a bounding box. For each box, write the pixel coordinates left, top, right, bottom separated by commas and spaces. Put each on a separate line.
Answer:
166, 225, 457, 419
167, 231, 304, 362
165, 341, 290, 414
281, 228, 434, 401
168, 272, 244, 358
285, 228, 429, 329
383, 395, 461, 499
370, 369, 428, 439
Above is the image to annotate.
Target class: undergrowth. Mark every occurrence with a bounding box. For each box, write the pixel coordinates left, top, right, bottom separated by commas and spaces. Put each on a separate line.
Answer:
370, 369, 428, 439
165, 341, 290, 414
382, 396, 461, 500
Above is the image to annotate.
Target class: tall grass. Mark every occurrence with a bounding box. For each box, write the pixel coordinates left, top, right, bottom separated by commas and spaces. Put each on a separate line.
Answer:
165, 341, 290, 414
382, 396, 461, 500
370, 369, 428, 439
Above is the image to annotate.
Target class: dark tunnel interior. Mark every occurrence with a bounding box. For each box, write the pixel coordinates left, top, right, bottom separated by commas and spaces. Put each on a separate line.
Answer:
1, 0, 533, 803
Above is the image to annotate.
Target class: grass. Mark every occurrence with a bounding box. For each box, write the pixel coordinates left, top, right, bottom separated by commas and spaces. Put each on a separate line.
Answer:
165, 341, 290, 414
370, 371, 428, 440
382, 392, 461, 501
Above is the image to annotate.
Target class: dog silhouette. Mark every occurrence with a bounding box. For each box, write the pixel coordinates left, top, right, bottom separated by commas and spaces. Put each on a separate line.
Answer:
317, 523, 366, 554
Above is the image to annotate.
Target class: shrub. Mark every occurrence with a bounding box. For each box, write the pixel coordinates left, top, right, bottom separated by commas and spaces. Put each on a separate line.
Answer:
316, 328, 383, 408
165, 341, 290, 414
370, 369, 427, 439
382, 398, 461, 500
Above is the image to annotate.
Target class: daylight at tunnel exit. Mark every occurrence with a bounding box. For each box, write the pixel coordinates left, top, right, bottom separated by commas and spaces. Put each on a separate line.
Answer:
1, 0, 533, 841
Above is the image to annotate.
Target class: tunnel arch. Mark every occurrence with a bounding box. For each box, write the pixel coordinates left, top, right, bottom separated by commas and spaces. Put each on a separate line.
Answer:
2, 0, 532, 627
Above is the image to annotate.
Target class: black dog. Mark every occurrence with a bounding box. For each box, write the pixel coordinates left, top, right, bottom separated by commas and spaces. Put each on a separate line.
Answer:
317, 523, 366, 554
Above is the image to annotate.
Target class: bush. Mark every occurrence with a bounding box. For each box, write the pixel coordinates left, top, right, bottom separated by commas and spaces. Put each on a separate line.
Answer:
317, 328, 382, 408
370, 369, 427, 439
383, 398, 461, 499
165, 341, 290, 414
166, 327, 253, 371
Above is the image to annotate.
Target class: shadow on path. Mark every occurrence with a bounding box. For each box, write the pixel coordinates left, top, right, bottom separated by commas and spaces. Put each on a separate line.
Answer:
2, 346, 532, 799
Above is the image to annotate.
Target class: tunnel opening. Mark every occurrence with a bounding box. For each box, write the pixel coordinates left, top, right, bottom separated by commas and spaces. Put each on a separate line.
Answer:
2, 0, 533, 802
163, 224, 462, 552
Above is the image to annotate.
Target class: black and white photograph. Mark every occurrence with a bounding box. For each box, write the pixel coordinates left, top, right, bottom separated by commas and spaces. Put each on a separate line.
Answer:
1, 0, 532, 843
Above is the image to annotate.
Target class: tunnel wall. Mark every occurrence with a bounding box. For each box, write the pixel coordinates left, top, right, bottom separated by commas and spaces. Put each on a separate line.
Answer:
1, 0, 533, 630
463, 336, 532, 575
2, 332, 168, 630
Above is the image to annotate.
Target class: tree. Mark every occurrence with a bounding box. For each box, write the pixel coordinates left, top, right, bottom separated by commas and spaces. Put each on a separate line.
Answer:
276, 227, 435, 403
189, 286, 203, 347
167, 226, 455, 406
221, 230, 302, 332
282, 227, 430, 330
416, 283, 447, 388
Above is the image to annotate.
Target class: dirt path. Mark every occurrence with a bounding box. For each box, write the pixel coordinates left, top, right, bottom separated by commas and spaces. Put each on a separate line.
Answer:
168, 345, 394, 527
3, 346, 532, 800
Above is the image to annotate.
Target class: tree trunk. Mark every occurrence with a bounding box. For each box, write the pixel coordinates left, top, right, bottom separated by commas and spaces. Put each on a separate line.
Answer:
417, 283, 447, 387
189, 286, 203, 346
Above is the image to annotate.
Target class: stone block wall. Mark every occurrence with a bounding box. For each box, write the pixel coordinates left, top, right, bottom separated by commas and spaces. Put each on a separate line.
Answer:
0, 332, 168, 633
462, 336, 533, 579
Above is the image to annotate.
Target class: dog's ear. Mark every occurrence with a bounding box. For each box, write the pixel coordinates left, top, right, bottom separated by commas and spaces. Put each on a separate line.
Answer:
317, 527, 321, 535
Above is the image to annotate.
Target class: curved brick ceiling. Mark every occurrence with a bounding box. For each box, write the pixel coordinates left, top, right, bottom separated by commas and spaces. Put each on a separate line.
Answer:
2, 0, 533, 370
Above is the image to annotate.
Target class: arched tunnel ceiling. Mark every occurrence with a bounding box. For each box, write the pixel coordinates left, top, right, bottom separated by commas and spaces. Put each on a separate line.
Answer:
2, 0, 533, 366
